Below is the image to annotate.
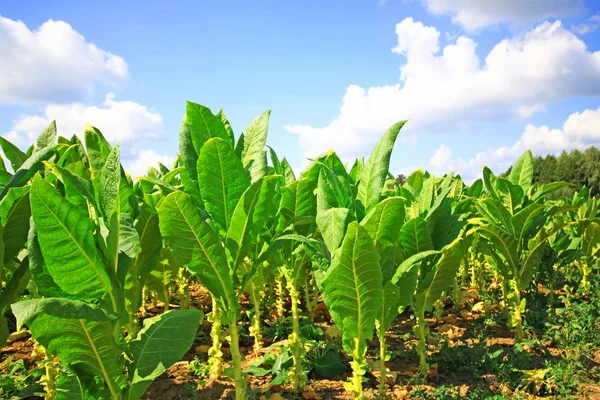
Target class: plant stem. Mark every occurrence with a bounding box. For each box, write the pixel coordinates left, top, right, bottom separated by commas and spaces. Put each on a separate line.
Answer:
275, 271, 286, 321
208, 298, 224, 378
228, 314, 247, 400
248, 282, 263, 353
509, 279, 525, 342
349, 347, 367, 399
177, 268, 190, 309
377, 322, 387, 395
581, 260, 590, 294
287, 277, 305, 391
416, 308, 429, 375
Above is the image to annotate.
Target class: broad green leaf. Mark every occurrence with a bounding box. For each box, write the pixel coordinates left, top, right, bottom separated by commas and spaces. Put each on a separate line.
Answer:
178, 115, 203, 208
361, 197, 405, 249
475, 198, 513, 234
127, 309, 203, 400
414, 238, 465, 312
158, 192, 236, 312
197, 137, 250, 234
30, 176, 116, 310
316, 207, 350, 252
0, 136, 27, 171
508, 150, 534, 192
317, 166, 352, 211
98, 145, 121, 219
226, 176, 279, 269
476, 226, 519, 273
482, 166, 499, 199
582, 221, 600, 258
281, 158, 296, 185
27, 223, 71, 298
428, 198, 462, 250
11, 298, 125, 396
186, 101, 230, 152
361, 197, 405, 281
321, 222, 383, 354
45, 163, 96, 211
379, 281, 402, 331
217, 109, 235, 146
417, 176, 434, 215
390, 250, 440, 285
0, 258, 31, 314
277, 178, 316, 235
357, 121, 406, 214
399, 217, 433, 257
35, 121, 57, 150
241, 110, 271, 182
0, 145, 56, 201
1, 188, 30, 265
146, 248, 179, 305
84, 125, 112, 171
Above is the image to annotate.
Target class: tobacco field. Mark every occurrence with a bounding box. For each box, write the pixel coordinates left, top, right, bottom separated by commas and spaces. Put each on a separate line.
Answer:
0, 101, 598, 400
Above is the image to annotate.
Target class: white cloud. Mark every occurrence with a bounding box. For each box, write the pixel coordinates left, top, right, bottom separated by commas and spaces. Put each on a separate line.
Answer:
286, 18, 600, 164
430, 106, 600, 182
124, 149, 175, 178
429, 144, 453, 175
0, 16, 128, 105
571, 13, 600, 35
2, 93, 163, 148
423, 0, 583, 30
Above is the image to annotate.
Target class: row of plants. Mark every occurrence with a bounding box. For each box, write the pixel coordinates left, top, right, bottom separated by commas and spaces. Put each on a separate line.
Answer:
0, 101, 598, 399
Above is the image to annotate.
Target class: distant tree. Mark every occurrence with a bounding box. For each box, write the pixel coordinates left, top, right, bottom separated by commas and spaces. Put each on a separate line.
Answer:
395, 174, 407, 186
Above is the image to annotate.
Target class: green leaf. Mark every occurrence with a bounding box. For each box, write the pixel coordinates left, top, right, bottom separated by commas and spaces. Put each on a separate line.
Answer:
217, 109, 235, 145
508, 150, 534, 192
98, 145, 121, 219
0, 136, 27, 171
379, 281, 402, 331
127, 309, 203, 400
178, 115, 203, 208
321, 222, 383, 355
186, 101, 230, 152
11, 298, 125, 396
226, 175, 279, 269
399, 217, 433, 257
0, 145, 56, 201
357, 121, 407, 214
316, 207, 350, 253
30, 176, 117, 310
582, 221, 600, 258
84, 125, 112, 171
45, 163, 97, 210
146, 248, 179, 305
197, 137, 250, 235
361, 197, 405, 281
414, 237, 466, 312
475, 198, 514, 234
361, 197, 405, 250
36, 121, 57, 150
1, 188, 30, 265
158, 192, 236, 312
277, 178, 316, 235
240, 110, 271, 182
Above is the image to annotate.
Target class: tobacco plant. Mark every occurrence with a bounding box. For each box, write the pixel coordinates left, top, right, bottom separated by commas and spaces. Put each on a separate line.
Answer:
158, 102, 278, 399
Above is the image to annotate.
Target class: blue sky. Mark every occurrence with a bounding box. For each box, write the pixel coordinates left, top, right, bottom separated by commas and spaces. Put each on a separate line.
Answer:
1, 0, 600, 181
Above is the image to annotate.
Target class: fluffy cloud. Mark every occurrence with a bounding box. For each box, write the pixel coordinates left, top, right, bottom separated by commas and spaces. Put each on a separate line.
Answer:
3, 93, 163, 148
0, 16, 128, 105
124, 149, 175, 178
285, 18, 600, 164
423, 0, 583, 30
572, 14, 600, 35
429, 106, 600, 182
